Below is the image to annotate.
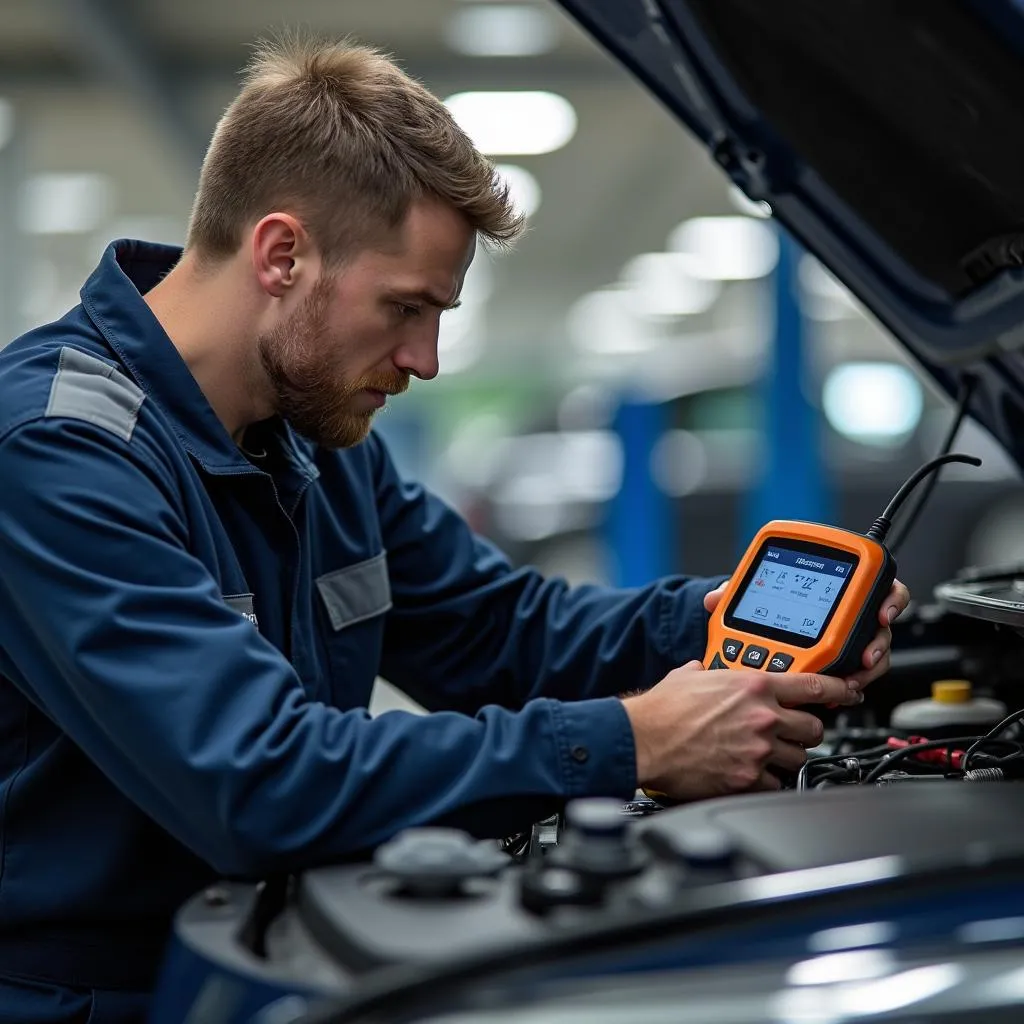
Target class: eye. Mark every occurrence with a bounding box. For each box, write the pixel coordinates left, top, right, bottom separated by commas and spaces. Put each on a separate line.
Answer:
395, 303, 421, 319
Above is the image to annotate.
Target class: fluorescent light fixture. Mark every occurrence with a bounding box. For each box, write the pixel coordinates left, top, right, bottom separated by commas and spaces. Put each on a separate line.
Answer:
622, 252, 721, 318
493, 163, 542, 220
19, 172, 114, 235
445, 91, 577, 155
822, 362, 923, 446
445, 4, 559, 57
0, 99, 13, 151
567, 289, 656, 355
668, 216, 779, 280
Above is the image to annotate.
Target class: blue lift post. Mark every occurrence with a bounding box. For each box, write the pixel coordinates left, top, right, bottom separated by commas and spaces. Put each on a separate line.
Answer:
605, 395, 673, 588
743, 228, 829, 552
603, 227, 826, 588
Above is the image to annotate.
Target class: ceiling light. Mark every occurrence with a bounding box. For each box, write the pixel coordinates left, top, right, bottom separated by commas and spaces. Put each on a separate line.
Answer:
668, 216, 779, 280
19, 173, 114, 235
493, 163, 542, 219
445, 4, 559, 57
445, 91, 577, 155
0, 99, 13, 151
622, 252, 721, 317
822, 362, 923, 446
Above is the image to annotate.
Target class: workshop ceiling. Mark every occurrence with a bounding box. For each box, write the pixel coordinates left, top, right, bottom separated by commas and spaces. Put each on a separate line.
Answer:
0, 1, 892, 393
0, 0, 743, 382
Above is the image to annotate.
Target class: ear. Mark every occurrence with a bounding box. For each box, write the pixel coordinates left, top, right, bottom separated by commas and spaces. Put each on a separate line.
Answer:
251, 214, 317, 298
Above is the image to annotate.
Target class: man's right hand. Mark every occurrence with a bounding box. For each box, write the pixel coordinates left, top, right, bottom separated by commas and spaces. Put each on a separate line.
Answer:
622, 662, 863, 801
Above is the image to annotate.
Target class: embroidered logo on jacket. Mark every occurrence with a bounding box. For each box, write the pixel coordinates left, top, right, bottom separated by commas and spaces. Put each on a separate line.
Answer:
224, 594, 259, 631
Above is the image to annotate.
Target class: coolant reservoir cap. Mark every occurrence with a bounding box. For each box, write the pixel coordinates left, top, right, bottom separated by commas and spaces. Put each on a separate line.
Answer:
932, 680, 972, 704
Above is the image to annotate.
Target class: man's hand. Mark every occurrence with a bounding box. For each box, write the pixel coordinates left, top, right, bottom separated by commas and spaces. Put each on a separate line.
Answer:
703, 578, 911, 688
623, 662, 862, 801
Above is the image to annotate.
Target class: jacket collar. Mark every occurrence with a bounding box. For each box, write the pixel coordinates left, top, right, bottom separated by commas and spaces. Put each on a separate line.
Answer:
80, 238, 318, 484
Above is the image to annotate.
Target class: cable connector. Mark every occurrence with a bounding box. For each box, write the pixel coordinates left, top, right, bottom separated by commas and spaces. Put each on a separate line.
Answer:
885, 736, 965, 770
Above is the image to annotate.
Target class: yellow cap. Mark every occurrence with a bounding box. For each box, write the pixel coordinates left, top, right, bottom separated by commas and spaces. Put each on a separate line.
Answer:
932, 680, 972, 704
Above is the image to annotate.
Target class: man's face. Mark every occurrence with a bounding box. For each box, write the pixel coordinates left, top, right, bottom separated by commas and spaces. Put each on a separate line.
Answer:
256, 198, 476, 448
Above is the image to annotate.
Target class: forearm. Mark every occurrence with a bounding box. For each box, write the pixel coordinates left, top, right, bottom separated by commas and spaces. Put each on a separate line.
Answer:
384, 571, 726, 712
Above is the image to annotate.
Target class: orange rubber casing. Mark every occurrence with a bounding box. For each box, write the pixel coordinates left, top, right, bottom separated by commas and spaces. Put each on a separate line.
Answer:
704, 520, 897, 678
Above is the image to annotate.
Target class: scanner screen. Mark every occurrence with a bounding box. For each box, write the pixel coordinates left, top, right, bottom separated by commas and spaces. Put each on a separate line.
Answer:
730, 545, 855, 641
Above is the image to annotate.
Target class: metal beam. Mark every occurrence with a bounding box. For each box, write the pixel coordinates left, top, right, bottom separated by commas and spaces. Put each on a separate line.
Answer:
51, 0, 206, 173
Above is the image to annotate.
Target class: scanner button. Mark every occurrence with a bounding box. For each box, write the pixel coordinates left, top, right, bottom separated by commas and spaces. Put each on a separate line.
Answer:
766, 652, 794, 673
722, 638, 743, 662
709, 653, 729, 670
740, 645, 769, 669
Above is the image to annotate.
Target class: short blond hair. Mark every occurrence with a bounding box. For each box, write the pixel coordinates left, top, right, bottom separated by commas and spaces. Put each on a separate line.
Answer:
186, 34, 525, 264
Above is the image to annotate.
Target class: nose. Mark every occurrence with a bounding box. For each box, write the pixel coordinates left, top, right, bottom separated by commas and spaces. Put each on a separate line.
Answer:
393, 325, 440, 381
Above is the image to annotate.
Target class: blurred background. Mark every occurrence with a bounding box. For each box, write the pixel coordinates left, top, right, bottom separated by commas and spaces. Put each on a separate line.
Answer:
0, 0, 1020, 613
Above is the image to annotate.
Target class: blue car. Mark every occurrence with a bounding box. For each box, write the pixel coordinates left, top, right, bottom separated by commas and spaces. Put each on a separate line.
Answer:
149, 2, 1024, 1022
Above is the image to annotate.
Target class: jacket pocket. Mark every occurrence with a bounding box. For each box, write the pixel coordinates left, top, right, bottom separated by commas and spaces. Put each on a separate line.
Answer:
315, 551, 392, 631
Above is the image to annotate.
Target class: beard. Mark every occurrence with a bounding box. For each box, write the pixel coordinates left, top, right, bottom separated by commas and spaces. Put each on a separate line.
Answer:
256, 274, 409, 449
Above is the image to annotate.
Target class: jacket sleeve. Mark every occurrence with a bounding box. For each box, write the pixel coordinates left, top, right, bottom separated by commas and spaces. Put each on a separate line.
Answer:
0, 418, 637, 876
371, 434, 726, 714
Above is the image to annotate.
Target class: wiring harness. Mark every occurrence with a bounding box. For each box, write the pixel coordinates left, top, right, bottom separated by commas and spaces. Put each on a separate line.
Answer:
796, 708, 1024, 790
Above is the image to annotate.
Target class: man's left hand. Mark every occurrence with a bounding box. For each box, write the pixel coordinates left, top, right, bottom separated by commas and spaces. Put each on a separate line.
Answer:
703, 578, 911, 688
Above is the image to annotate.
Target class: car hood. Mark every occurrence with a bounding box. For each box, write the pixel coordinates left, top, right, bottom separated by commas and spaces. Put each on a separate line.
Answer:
554, 0, 1024, 471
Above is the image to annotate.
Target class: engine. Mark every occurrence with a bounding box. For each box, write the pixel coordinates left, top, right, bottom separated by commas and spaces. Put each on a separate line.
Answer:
148, 568, 1024, 1024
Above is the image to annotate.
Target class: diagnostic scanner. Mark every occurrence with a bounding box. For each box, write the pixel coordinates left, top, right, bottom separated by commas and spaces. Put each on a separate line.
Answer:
705, 453, 981, 678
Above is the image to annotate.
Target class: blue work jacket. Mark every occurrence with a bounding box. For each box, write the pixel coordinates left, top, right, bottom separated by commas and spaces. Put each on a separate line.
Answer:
0, 240, 720, 993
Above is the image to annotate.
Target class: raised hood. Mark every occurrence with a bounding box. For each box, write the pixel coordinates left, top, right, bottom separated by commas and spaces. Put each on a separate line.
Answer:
554, 0, 1024, 471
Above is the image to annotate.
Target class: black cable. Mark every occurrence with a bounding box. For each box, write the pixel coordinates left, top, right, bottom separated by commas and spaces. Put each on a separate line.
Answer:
889, 374, 978, 555
963, 708, 1024, 771
860, 735, 1009, 784
812, 768, 852, 788
796, 744, 893, 790
798, 733, 1023, 791
865, 453, 982, 543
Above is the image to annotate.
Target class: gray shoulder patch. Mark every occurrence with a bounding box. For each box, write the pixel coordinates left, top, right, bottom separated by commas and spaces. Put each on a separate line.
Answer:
316, 552, 392, 631
45, 347, 145, 443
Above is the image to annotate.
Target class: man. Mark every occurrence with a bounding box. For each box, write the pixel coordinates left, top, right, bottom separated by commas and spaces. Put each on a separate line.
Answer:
0, 36, 907, 1023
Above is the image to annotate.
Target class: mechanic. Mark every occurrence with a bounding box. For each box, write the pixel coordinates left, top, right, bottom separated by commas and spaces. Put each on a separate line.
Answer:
0, 36, 908, 1024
